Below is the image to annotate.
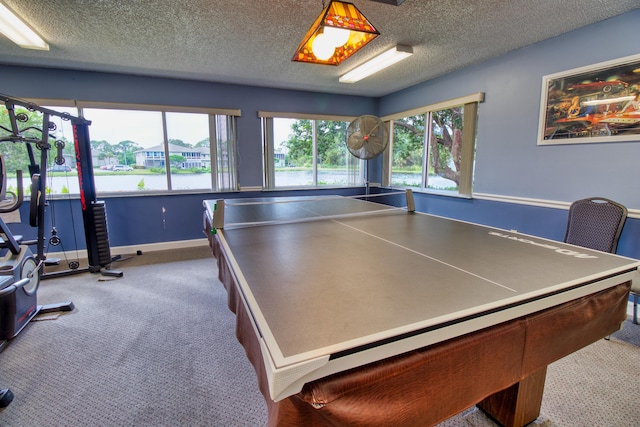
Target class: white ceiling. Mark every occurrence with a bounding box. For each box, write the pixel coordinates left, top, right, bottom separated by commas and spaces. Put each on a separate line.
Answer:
1, 0, 639, 97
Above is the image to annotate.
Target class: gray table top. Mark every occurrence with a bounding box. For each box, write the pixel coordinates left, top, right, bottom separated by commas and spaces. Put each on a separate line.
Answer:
204, 195, 639, 399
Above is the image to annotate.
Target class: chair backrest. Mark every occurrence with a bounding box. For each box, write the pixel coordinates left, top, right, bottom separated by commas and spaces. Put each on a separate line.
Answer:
564, 197, 627, 253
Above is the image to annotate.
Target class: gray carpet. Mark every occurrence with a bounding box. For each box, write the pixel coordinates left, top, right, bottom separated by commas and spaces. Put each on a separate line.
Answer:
1, 246, 267, 426
0, 246, 638, 426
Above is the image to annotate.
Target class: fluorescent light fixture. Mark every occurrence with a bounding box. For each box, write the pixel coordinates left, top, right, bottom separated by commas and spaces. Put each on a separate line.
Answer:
339, 45, 412, 83
0, 1, 49, 50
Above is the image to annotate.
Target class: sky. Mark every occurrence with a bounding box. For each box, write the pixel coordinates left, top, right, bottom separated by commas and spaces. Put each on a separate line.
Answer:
83, 109, 205, 148
46, 106, 295, 150
273, 118, 296, 153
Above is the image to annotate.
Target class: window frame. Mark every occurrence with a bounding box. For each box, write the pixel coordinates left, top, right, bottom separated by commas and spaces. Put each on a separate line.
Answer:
17, 99, 241, 195
382, 92, 484, 197
259, 111, 365, 190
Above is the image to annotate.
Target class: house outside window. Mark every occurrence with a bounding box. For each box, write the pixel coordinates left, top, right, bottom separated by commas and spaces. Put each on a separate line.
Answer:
260, 113, 364, 189
0, 101, 240, 194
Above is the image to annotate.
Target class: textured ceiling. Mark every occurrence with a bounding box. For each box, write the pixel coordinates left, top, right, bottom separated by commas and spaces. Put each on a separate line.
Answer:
0, 0, 639, 97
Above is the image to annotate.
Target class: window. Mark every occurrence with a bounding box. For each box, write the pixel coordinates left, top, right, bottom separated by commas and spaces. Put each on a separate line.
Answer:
1, 100, 240, 195
384, 93, 483, 196
83, 108, 166, 192
210, 114, 237, 192
44, 105, 79, 195
165, 112, 210, 190
0, 102, 78, 196
389, 114, 425, 188
261, 114, 364, 189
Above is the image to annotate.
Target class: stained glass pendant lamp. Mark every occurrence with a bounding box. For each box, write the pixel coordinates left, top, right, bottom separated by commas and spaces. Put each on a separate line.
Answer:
292, 1, 379, 66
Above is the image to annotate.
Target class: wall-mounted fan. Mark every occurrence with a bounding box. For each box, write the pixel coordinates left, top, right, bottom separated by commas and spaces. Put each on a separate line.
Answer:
346, 115, 389, 160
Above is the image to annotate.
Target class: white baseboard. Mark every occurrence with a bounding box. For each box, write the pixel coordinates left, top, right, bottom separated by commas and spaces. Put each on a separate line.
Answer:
45, 238, 209, 261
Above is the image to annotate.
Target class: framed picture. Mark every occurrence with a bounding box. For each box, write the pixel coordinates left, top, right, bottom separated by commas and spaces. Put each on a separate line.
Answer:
537, 53, 640, 145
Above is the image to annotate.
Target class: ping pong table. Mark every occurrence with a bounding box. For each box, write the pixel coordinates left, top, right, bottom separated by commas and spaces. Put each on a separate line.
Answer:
203, 191, 638, 427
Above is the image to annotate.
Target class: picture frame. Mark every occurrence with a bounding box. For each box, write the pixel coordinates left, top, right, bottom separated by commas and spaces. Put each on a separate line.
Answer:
537, 53, 640, 145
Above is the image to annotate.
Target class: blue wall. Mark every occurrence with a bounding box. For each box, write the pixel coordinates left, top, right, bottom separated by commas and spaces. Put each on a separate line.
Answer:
377, 9, 640, 259
0, 66, 377, 189
2, 10, 640, 260
381, 10, 640, 209
6, 188, 367, 254
408, 192, 640, 260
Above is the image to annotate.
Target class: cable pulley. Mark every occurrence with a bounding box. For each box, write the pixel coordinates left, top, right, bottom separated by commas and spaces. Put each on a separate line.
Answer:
49, 228, 61, 246
55, 140, 65, 165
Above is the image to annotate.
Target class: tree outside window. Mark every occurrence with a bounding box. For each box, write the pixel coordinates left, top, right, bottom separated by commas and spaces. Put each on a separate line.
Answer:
386, 94, 481, 196
266, 117, 363, 188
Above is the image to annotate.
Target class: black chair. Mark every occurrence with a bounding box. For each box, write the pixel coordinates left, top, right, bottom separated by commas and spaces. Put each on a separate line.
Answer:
564, 197, 638, 325
564, 197, 627, 254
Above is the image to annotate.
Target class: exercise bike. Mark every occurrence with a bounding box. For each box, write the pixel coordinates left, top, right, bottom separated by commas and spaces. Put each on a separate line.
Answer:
1, 158, 74, 345
0, 152, 73, 409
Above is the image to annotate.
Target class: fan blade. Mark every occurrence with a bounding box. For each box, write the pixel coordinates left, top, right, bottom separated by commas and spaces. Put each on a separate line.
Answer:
365, 137, 385, 154
347, 133, 365, 150
347, 115, 388, 160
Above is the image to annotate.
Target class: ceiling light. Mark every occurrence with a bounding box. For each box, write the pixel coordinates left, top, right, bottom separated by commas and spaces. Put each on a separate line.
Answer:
293, 1, 379, 66
0, 1, 49, 50
324, 26, 350, 47
311, 33, 335, 60
339, 45, 413, 83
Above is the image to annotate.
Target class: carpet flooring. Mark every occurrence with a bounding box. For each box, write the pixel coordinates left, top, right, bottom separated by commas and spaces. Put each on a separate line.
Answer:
0, 246, 638, 426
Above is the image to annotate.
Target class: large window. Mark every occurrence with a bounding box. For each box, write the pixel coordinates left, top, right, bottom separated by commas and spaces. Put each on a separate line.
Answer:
261, 114, 364, 189
0, 100, 240, 195
389, 114, 425, 188
84, 108, 166, 191
384, 93, 483, 196
0, 103, 79, 196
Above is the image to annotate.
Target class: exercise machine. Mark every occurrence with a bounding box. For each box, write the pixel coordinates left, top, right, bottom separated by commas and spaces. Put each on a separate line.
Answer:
0, 157, 75, 344
0, 95, 121, 277
0, 153, 72, 409
0, 95, 120, 407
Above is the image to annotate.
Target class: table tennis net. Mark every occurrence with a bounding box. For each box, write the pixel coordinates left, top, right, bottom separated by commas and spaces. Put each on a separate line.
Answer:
212, 190, 414, 230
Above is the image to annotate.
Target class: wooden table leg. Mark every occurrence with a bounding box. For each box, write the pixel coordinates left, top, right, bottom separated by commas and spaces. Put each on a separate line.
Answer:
477, 366, 547, 427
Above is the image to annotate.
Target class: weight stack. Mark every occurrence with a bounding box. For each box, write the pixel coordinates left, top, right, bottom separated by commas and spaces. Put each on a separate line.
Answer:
92, 201, 112, 267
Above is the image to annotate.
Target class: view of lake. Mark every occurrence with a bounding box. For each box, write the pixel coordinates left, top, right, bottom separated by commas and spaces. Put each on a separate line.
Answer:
15, 171, 455, 194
